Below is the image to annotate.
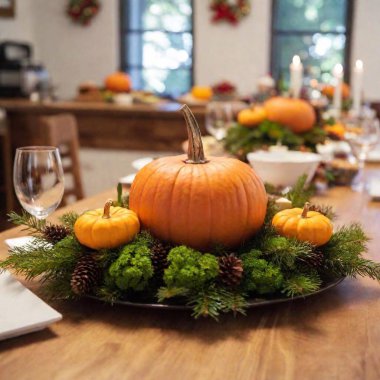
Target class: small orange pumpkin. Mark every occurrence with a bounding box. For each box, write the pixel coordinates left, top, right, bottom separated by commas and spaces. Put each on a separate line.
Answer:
191, 86, 213, 100
323, 123, 346, 139
129, 105, 268, 251
272, 202, 333, 246
74, 200, 140, 249
322, 83, 350, 99
264, 97, 316, 133
237, 106, 267, 127
105, 72, 132, 93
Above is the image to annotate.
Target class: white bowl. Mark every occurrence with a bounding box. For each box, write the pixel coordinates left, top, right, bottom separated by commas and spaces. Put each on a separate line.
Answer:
247, 150, 322, 187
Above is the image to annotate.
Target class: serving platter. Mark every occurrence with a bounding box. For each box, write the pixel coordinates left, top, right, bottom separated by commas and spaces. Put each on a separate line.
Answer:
88, 277, 345, 310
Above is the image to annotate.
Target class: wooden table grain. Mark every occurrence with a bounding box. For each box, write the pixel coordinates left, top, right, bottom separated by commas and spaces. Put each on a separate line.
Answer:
1, 170, 380, 380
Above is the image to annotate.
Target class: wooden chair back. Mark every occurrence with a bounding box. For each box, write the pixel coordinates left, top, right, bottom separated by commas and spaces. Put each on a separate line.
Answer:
39, 113, 84, 206
0, 118, 13, 215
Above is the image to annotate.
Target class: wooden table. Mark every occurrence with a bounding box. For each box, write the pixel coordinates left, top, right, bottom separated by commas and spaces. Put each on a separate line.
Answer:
1, 171, 380, 380
0, 99, 206, 152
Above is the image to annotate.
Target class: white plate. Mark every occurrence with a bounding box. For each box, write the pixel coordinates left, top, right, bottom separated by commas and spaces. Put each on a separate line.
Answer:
0, 270, 62, 341
5, 236, 35, 250
118, 173, 136, 186
131, 157, 154, 171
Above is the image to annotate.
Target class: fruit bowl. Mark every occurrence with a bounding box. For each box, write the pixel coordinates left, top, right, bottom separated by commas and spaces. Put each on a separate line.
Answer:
247, 150, 322, 187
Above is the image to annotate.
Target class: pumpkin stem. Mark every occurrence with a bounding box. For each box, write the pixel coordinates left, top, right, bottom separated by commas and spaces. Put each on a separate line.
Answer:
301, 202, 310, 218
181, 104, 208, 164
103, 199, 114, 219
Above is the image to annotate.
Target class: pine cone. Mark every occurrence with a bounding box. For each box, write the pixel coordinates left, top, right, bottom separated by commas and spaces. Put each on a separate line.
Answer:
43, 224, 70, 244
218, 254, 243, 287
299, 249, 325, 269
308, 204, 334, 219
151, 241, 172, 279
71, 255, 102, 295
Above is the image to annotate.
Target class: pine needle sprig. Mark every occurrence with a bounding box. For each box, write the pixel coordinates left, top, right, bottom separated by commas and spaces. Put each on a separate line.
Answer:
7, 210, 46, 235
285, 174, 315, 207
0, 236, 82, 298
187, 286, 225, 320
282, 273, 322, 297
58, 212, 79, 230
323, 223, 372, 277
157, 286, 188, 302
261, 236, 314, 269
187, 286, 248, 320
95, 285, 122, 305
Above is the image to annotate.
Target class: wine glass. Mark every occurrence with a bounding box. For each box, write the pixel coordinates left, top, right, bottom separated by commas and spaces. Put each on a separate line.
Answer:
205, 101, 234, 141
344, 117, 380, 191
13, 146, 65, 219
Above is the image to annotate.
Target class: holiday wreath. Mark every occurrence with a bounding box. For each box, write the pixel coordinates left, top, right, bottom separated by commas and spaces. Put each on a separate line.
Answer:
1, 106, 379, 320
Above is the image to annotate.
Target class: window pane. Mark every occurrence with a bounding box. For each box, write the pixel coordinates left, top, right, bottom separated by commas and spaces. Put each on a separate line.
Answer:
122, 0, 193, 96
272, 33, 345, 83
142, 68, 191, 95
274, 0, 347, 32
125, 0, 192, 32
142, 31, 192, 69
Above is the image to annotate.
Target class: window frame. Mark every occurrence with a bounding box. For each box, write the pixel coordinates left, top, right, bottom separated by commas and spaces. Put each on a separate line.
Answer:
119, 0, 195, 95
270, 0, 355, 83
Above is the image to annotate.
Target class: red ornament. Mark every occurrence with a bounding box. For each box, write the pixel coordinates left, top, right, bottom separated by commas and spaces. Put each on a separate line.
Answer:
210, 0, 250, 25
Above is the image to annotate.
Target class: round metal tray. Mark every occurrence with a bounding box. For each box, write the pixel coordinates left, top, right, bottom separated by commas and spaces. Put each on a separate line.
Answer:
88, 277, 345, 310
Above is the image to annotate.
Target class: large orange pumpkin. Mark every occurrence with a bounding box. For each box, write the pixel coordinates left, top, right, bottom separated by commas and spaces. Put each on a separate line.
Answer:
129, 105, 268, 251
264, 97, 316, 133
105, 72, 132, 93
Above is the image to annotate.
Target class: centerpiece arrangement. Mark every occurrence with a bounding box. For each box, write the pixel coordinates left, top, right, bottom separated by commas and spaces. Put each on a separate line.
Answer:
1, 105, 379, 321
225, 96, 327, 158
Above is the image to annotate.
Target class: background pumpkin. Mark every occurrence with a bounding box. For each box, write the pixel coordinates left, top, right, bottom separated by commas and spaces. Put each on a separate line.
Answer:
237, 107, 267, 127
322, 83, 350, 99
104, 71, 132, 93
264, 97, 316, 133
74, 200, 140, 249
272, 202, 333, 246
191, 86, 213, 100
129, 105, 268, 251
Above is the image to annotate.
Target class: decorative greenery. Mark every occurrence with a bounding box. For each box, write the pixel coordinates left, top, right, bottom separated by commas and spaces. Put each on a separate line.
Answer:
1, 179, 378, 321
224, 121, 326, 159
163, 246, 219, 290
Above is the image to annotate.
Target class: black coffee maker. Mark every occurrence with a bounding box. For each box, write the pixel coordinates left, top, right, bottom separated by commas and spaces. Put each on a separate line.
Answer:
0, 41, 49, 98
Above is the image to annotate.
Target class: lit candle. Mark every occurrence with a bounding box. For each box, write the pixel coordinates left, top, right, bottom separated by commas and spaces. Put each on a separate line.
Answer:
332, 63, 343, 119
352, 59, 364, 115
289, 55, 303, 98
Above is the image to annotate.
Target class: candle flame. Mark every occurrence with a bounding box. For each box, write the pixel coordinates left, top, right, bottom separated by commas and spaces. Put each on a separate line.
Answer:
355, 59, 363, 70
292, 55, 301, 65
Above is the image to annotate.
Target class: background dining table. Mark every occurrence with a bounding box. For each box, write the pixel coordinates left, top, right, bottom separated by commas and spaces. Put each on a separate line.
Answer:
1, 166, 380, 380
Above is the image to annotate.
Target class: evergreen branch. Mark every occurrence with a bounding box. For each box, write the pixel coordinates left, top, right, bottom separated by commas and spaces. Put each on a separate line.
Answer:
187, 286, 224, 320
261, 236, 314, 269
7, 210, 46, 234
157, 286, 188, 302
187, 286, 248, 320
285, 174, 315, 207
219, 290, 248, 317
282, 273, 321, 297
0, 236, 81, 281
95, 285, 122, 305
58, 212, 79, 230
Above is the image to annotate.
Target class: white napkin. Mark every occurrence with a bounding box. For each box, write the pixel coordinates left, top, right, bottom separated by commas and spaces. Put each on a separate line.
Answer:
1, 237, 62, 341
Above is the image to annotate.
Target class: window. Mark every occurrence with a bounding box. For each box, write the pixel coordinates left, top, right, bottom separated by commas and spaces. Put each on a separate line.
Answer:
120, 0, 193, 97
271, 0, 353, 84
